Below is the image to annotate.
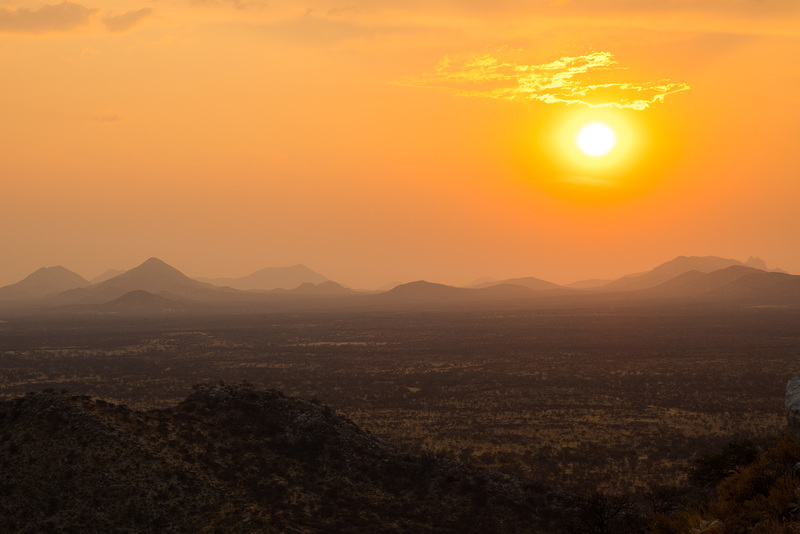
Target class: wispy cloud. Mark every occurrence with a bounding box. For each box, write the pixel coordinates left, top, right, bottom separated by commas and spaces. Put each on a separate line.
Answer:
0, 1, 98, 33
92, 112, 123, 122
408, 51, 690, 110
102, 7, 154, 33
189, 0, 266, 10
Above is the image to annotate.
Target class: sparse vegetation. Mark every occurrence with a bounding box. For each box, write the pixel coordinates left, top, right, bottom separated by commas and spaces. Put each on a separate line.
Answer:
1, 305, 799, 530
0, 384, 556, 533
649, 433, 800, 533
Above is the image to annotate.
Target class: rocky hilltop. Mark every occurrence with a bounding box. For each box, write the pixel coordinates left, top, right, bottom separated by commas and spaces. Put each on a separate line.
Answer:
0, 384, 577, 533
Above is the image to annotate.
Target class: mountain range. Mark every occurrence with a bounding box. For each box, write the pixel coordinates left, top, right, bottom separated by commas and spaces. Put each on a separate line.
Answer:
596, 255, 784, 292
49, 257, 239, 306
0, 255, 796, 314
642, 265, 800, 303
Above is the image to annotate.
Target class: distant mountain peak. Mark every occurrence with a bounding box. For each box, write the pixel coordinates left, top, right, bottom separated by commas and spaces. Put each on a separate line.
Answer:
0, 266, 89, 301
25, 265, 81, 280
112, 257, 190, 280
136, 257, 178, 271
744, 256, 768, 270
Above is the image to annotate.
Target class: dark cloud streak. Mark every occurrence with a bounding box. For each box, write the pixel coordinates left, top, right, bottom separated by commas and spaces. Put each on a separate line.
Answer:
0, 1, 98, 34
102, 7, 154, 33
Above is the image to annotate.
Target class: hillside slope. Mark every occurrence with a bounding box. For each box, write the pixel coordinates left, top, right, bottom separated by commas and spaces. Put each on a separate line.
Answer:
0, 384, 567, 533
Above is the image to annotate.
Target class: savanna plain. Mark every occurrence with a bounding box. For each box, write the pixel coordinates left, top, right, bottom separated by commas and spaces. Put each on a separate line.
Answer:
2, 303, 796, 498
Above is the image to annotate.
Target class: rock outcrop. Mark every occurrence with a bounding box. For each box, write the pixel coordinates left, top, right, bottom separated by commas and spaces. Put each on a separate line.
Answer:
785, 376, 800, 434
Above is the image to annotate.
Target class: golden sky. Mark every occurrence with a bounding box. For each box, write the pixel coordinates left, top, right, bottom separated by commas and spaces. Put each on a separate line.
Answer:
2, 0, 799, 287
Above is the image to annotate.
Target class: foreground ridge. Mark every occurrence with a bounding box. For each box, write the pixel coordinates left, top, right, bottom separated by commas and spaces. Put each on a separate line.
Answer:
0, 383, 579, 533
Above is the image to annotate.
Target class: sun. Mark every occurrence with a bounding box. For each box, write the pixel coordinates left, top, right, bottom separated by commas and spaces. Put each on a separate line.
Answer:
575, 122, 617, 157
520, 107, 654, 196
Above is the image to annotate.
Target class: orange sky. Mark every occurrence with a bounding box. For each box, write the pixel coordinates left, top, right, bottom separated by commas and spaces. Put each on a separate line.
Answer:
2, 0, 799, 288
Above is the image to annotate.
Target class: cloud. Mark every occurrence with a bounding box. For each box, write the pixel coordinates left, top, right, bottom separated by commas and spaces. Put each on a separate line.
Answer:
189, 0, 266, 10
265, 12, 378, 47
92, 112, 123, 122
0, 1, 98, 33
407, 51, 690, 110
102, 7, 154, 33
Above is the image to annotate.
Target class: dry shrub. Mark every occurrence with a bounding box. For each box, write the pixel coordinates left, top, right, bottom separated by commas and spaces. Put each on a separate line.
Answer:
648, 508, 709, 533
750, 518, 800, 533
709, 435, 800, 532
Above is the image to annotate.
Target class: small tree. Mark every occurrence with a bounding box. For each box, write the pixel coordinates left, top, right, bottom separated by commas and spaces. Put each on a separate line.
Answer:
573, 489, 644, 534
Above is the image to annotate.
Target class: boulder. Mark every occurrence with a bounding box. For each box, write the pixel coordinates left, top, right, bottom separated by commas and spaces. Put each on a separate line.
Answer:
785, 376, 800, 434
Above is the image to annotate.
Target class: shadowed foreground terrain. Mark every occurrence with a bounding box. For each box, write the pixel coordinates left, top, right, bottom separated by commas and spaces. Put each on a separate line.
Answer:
0, 383, 623, 533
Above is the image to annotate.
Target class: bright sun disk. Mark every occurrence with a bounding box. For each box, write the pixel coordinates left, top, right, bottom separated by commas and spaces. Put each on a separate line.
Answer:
576, 122, 617, 157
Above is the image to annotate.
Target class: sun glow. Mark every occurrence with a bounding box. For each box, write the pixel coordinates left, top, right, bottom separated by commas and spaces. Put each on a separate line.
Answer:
576, 122, 617, 157
518, 107, 658, 198
552, 109, 641, 179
